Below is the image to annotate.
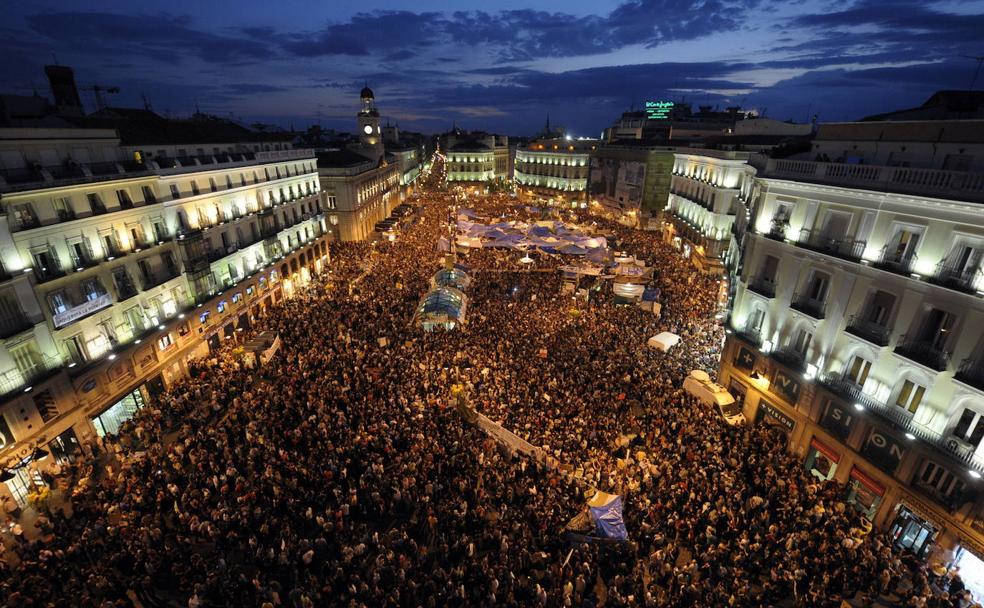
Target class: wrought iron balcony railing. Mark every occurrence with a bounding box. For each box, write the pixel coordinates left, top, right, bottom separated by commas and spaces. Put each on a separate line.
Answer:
894, 334, 951, 372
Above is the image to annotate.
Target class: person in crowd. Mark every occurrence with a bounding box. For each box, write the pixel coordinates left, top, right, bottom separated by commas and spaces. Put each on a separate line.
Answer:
0, 161, 961, 607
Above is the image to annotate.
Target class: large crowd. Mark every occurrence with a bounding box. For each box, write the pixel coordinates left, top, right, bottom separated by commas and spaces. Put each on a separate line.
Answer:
0, 158, 974, 607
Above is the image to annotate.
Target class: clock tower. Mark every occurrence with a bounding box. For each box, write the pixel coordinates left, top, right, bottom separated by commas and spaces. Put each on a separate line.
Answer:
357, 84, 383, 161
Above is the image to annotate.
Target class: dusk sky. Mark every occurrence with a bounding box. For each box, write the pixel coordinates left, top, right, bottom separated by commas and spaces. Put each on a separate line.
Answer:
2, 0, 983, 136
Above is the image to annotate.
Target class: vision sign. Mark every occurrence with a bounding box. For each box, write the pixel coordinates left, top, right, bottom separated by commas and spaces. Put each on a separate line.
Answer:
862, 430, 906, 474
645, 100, 674, 120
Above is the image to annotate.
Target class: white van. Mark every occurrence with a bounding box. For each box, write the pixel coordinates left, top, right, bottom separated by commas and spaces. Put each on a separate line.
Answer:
683, 370, 746, 426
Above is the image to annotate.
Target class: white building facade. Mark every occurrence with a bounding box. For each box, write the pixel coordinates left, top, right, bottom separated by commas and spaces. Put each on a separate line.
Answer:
0, 127, 330, 505
721, 121, 984, 563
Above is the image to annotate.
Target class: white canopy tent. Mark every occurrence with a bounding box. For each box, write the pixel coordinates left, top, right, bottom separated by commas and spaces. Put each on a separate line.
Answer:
647, 332, 681, 352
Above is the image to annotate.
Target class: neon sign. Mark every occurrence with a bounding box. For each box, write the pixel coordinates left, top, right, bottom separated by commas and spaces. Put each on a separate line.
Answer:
645, 100, 674, 120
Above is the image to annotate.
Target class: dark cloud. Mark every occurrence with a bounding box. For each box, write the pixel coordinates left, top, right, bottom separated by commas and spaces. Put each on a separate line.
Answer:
281, 11, 443, 57
25, 12, 274, 64
281, 1, 766, 62
384, 50, 417, 61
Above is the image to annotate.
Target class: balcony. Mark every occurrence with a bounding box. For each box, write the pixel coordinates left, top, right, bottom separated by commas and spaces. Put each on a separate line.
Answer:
873, 246, 917, 277
929, 260, 981, 294
765, 222, 788, 242
140, 269, 181, 291
746, 277, 776, 299
955, 358, 984, 393
845, 315, 891, 347
796, 229, 866, 263
735, 323, 762, 347
752, 157, 984, 203
790, 292, 826, 319
0, 310, 42, 340
103, 243, 126, 260
34, 264, 67, 283
115, 279, 139, 301
894, 334, 951, 372
818, 372, 984, 475
0, 354, 61, 398
771, 345, 807, 372
69, 250, 99, 271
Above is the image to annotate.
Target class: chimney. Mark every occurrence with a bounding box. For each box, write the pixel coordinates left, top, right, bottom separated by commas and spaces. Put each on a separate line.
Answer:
44, 65, 83, 116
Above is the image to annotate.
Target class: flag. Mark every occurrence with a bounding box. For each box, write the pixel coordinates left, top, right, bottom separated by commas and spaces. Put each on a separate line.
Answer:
587, 491, 628, 540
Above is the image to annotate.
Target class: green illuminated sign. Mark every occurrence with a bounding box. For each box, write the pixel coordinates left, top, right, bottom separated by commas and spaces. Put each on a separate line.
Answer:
645, 100, 674, 120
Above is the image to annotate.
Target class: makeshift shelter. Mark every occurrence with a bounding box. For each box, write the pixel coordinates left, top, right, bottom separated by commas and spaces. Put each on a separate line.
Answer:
414, 287, 467, 331
587, 491, 628, 541
647, 332, 680, 352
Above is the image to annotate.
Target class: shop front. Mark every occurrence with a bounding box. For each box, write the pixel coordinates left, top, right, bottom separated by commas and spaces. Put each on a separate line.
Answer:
91, 388, 146, 437
805, 437, 840, 482
847, 466, 885, 520
952, 542, 984, 603
754, 399, 796, 438
890, 498, 942, 558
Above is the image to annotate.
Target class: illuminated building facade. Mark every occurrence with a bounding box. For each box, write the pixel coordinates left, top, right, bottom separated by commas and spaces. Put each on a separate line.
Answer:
0, 126, 329, 504
720, 119, 984, 564
664, 149, 755, 275
444, 132, 508, 183
513, 138, 594, 201
316, 86, 400, 242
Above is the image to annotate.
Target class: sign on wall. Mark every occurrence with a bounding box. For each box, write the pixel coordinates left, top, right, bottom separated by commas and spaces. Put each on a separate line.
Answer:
819, 400, 856, 442
734, 345, 757, 371
861, 429, 906, 474
645, 100, 674, 120
772, 368, 802, 405
755, 400, 796, 433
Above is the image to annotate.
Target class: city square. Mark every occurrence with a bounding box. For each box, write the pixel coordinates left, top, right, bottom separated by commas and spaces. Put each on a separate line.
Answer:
0, 1, 983, 606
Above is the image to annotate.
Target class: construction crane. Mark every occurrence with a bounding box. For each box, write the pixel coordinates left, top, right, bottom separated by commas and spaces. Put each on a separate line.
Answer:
961, 55, 984, 91
78, 83, 120, 111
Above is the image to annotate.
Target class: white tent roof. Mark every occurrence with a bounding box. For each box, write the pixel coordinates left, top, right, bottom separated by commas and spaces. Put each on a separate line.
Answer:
647, 332, 681, 352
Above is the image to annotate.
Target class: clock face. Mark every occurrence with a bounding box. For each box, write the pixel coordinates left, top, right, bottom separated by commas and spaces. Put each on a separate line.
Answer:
363, 125, 373, 135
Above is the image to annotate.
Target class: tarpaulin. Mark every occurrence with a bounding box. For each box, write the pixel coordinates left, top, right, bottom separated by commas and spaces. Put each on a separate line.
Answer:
587, 491, 628, 540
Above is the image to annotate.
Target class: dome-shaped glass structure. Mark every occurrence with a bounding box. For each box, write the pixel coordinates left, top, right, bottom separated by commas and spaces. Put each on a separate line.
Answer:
431, 268, 471, 291
414, 287, 467, 331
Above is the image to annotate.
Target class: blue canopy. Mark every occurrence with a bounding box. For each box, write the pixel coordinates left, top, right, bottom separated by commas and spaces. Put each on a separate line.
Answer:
588, 492, 628, 541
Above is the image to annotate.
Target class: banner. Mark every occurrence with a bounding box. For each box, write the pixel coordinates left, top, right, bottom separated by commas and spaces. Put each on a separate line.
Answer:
587, 491, 628, 541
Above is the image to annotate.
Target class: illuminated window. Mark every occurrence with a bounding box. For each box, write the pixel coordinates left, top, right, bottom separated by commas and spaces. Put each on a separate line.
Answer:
157, 333, 173, 351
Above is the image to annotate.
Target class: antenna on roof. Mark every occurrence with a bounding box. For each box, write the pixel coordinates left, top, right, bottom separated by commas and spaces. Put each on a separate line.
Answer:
960, 54, 984, 91
141, 92, 153, 112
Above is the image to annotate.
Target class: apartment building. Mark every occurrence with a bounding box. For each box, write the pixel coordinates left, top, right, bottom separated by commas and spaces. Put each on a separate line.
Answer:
513, 138, 595, 202
664, 149, 754, 275
0, 125, 329, 505
444, 132, 509, 183
722, 119, 984, 568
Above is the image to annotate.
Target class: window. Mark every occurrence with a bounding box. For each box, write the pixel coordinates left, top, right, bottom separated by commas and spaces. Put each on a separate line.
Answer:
805, 271, 830, 302
11, 203, 39, 229
80, 278, 106, 301
170, 184, 180, 199
916, 308, 955, 349
157, 333, 173, 351
116, 189, 133, 209
225, 176, 233, 189
792, 327, 812, 357
209, 178, 217, 192
87, 193, 106, 214
759, 255, 779, 284
191, 181, 200, 196
917, 461, 965, 499
141, 186, 157, 204
240, 173, 246, 187
845, 355, 871, 386
49, 291, 70, 314
54, 197, 75, 220
953, 408, 984, 448
886, 228, 920, 262
862, 290, 895, 326
895, 379, 925, 414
